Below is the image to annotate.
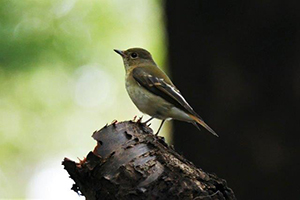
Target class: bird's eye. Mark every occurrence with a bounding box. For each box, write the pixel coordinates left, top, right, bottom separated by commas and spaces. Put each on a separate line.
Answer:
130, 52, 138, 59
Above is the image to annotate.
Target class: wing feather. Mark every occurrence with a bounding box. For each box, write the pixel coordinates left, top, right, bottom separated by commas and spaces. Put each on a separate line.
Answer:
132, 67, 201, 119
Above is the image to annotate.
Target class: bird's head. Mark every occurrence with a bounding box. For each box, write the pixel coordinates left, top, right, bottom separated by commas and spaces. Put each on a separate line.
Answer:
114, 48, 155, 70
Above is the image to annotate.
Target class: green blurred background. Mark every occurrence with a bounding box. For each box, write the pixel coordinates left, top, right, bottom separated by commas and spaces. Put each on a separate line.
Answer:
0, 0, 167, 198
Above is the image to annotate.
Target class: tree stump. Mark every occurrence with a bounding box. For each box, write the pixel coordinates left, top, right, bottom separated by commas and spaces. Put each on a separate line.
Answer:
62, 120, 236, 200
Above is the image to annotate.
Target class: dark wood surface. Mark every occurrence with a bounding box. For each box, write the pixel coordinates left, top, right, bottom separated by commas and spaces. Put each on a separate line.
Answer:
63, 120, 236, 200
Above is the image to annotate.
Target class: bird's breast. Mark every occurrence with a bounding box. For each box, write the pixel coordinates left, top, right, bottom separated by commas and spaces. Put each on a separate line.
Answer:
125, 76, 171, 119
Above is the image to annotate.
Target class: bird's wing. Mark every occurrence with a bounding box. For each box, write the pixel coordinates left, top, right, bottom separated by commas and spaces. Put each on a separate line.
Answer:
132, 67, 201, 119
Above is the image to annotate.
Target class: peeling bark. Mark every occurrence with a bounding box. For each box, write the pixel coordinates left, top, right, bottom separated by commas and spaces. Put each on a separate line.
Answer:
62, 120, 236, 200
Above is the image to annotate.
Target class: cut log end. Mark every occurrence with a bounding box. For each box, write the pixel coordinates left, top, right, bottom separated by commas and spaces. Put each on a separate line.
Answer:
62, 120, 236, 200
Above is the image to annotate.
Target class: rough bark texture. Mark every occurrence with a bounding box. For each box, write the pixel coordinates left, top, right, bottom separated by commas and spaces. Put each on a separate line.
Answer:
62, 120, 236, 200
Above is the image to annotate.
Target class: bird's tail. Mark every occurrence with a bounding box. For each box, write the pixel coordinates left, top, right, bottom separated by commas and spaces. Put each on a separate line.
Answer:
189, 114, 219, 137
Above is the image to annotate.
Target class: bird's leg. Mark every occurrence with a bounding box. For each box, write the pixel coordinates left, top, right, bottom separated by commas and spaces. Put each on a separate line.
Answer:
155, 120, 165, 136
144, 117, 154, 124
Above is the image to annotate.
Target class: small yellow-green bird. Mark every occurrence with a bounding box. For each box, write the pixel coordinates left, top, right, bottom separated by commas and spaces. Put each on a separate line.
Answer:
114, 47, 218, 137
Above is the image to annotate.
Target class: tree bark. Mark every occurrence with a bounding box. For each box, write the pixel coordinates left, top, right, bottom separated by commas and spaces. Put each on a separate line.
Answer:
62, 120, 236, 200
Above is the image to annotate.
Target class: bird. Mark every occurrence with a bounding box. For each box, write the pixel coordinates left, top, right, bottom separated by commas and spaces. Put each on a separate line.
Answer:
114, 47, 218, 137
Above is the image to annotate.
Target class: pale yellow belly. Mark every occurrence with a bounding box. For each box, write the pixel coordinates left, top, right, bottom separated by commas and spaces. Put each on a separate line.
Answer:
125, 80, 192, 121
126, 82, 169, 118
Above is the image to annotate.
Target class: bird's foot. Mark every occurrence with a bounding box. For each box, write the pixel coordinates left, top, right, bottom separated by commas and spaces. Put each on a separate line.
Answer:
137, 116, 143, 123
111, 119, 118, 125
132, 115, 137, 121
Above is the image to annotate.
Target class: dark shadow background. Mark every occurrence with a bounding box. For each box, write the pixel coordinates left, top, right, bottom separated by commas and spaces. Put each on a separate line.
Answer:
166, 1, 300, 199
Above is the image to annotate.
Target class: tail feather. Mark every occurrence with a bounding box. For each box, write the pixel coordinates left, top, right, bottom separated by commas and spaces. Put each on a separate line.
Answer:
189, 114, 219, 137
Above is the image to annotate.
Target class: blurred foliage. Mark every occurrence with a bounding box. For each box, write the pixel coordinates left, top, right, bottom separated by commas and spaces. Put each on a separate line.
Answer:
0, 0, 166, 198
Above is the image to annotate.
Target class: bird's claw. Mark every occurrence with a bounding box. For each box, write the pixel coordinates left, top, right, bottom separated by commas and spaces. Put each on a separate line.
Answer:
133, 115, 137, 121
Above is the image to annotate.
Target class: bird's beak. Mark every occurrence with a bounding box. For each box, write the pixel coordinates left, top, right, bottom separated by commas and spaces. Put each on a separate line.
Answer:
114, 49, 125, 57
